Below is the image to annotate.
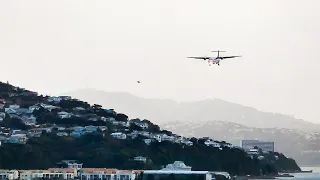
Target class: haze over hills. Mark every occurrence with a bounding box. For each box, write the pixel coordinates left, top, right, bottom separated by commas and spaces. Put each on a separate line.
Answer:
64, 88, 320, 132
64, 89, 320, 166
161, 120, 320, 166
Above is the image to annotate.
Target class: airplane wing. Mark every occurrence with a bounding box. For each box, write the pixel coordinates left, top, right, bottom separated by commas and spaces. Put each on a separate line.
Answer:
187, 57, 210, 60
219, 56, 241, 60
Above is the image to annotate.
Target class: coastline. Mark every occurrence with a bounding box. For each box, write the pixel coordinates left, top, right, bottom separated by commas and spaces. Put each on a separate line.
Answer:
235, 174, 294, 180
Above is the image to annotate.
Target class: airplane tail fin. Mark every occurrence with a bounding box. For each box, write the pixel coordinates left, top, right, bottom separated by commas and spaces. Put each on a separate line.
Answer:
211, 50, 226, 57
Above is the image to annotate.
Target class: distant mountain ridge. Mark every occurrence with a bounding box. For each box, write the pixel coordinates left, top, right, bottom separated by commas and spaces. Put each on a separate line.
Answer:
64, 88, 320, 132
160, 120, 320, 166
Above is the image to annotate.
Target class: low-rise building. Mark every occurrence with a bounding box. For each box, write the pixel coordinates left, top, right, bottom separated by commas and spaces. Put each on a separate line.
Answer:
57, 160, 83, 170
110, 132, 126, 139
19, 168, 76, 180
240, 140, 275, 152
134, 156, 147, 163
0, 170, 19, 180
162, 161, 192, 171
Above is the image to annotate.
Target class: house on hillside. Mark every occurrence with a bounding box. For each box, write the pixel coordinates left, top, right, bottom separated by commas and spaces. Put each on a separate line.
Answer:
133, 156, 147, 163
71, 131, 86, 137
57, 132, 69, 137
47, 96, 62, 103
59, 96, 72, 101
162, 161, 192, 171
0, 170, 19, 180
29, 105, 40, 111
58, 112, 72, 119
40, 103, 59, 111
57, 160, 83, 170
73, 107, 86, 111
85, 126, 98, 133
134, 122, 149, 129
111, 132, 126, 139
204, 140, 221, 148
143, 139, 153, 145
6, 134, 28, 144
181, 139, 193, 146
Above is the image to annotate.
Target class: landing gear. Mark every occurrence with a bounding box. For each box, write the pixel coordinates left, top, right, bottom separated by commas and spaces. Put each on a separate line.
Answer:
218, 63, 220, 66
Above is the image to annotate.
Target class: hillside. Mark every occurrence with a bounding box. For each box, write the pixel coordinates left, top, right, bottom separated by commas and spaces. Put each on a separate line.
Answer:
161, 120, 320, 166
64, 89, 320, 132
0, 81, 301, 175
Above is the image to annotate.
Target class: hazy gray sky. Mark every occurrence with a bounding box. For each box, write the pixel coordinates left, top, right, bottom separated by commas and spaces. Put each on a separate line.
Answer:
1, 0, 319, 123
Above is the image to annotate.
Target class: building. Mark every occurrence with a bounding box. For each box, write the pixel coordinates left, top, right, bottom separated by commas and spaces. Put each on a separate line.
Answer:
78, 168, 137, 180
161, 161, 192, 171
142, 170, 216, 180
19, 168, 76, 180
0, 170, 19, 180
110, 132, 126, 139
57, 160, 83, 170
240, 140, 275, 152
134, 156, 147, 163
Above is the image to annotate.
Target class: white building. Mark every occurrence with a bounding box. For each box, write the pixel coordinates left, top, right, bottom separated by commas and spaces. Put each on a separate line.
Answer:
134, 156, 147, 163
204, 140, 221, 148
0, 170, 19, 180
134, 122, 149, 129
58, 160, 83, 170
240, 140, 275, 152
58, 112, 72, 119
78, 168, 137, 180
19, 168, 76, 180
162, 161, 192, 171
143, 170, 216, 180
111, 132, 127, 139
143, 139, 152, 145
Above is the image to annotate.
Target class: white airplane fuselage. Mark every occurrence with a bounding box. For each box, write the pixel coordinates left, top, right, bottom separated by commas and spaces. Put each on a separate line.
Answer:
208, 57, 220, 66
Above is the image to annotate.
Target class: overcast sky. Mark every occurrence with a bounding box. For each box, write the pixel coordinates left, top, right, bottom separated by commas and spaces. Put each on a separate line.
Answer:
0, 0, 319, 123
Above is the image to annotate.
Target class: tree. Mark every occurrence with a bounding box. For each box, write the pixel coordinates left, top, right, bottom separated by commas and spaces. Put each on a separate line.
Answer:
115, 113, 128, 122
129, 123, 143, 132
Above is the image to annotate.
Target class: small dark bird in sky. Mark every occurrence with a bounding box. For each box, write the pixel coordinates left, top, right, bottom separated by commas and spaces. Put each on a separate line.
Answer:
137, 81, 141, 83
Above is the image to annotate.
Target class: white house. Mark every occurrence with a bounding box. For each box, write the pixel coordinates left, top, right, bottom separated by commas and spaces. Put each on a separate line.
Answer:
47, 96, 62, 103
111, 132, 127, 140
205, 140, 221, 148
134, 122, 149, 129
19, 169, 76, 180
162, 161, 192, 171
181, 140, 193, 146
161, 134, 176, 142
78, 168, 137, 180
247, 149, 259, 155
134, 156, 147, 163
58, 112, 72, 119
143, 139, 152, 145
29, 105, 40, 112
0, 169, 19, 180
39, 104, 59, 111
143, 170, 216, 180
153, 134, 162, 142
59, 160, 83, 170
0, 170, 19, 180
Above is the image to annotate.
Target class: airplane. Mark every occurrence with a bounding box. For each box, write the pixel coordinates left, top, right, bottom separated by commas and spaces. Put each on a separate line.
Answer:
187, 50, 241, 66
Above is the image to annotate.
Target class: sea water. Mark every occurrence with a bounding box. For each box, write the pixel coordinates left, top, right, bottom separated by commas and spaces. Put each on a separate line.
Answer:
275, 167, 320, 180
252, 167, 320, 180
